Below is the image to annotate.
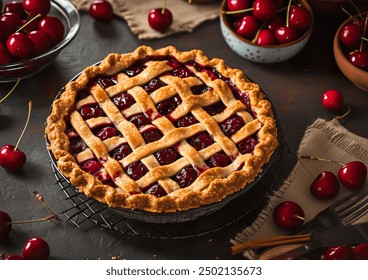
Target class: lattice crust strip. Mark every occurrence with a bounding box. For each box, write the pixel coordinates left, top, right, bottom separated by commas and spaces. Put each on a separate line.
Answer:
45, 45, 278, 213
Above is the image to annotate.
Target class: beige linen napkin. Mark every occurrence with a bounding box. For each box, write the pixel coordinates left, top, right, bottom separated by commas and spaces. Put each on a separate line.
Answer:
231, 118, 368, 259
70, 0, 221, 39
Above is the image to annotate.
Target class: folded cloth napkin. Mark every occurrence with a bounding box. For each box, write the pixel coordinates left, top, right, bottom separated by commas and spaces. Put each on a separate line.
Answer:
231, 118, 368, 260
70, 0, 221, 39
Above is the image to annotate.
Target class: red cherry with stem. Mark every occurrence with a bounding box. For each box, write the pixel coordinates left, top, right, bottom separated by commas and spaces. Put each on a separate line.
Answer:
22, 237, 50, 260
4, 254, 23, 260
27, 30, 51, 56
352, 243, 368, 260
253, 0, 278, 22
338, 161, 367, 190
256, 28, 276, 45
236, 15, 259, 40
273, 201, 305, 230
0, 100, 32, 172
38, 16, 65, 45
23, 0, 51, 17
89, 0, 114, 21
339, 23, 363, 50
267, 15, 284, 31
226, 0, 250, 18
6, 32, 34, 59
322, 89, 345, 112
349, 50, 368, 70
0, 42, 13, 65
310, 171, 339, 200
289, 5, 311, 31
323, 245, 352, 260
148, 4, 173, 32
0, 211, 12, 240
20, 18, 40, 33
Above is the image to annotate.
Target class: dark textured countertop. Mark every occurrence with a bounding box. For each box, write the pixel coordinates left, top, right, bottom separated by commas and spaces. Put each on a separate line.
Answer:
1, 11, 367, 260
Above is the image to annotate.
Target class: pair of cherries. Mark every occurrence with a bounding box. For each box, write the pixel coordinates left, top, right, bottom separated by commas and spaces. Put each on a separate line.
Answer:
0, 211, 50, 260
323, 243, 368, 260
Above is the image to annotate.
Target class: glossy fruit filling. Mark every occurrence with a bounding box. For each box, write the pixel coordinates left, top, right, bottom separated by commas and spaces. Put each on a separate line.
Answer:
64, 55, 259, 197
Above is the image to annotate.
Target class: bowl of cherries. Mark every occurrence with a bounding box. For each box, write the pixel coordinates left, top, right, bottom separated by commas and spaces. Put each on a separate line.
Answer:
0, 0, 80, 83
333, 12, 368, 92
220, 0, 313, 63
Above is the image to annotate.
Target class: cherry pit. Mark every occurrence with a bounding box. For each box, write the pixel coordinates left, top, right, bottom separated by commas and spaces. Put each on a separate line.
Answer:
0, 0, 65, 65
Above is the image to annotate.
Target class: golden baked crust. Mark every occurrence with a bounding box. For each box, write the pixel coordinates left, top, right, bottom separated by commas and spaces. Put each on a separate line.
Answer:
45, 45, 278, 213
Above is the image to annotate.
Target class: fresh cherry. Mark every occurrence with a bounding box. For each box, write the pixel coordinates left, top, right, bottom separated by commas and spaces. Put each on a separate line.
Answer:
22, 237, 50, 260
273, 201, 305, 230
289, 5, 311, 31
4, 254, 23, 260
236, 15, 259, 40
226, 0, 250, 18
0, 101, 32, 172
0, 41, 12, 65
349, 50, 368, 70
0, 210, 12, 240
323, 245, 352, 260
339, 23, 363, 50
256, 28, 276, 45
4, 1, 27, 19
23, 0, 51, 17
338, 161, 367, 190
27, 30, 51, 56
352, 243, 368, 260
310, 171, 339, 200
252, 0, 277, 22
322, 89, 345, 112
6, 32, 34, 59
89, 0, 114, 21
0, 12, 22, 33
148, 0, 173, 32
274, 26, 298, 44
38, 16, 65, 45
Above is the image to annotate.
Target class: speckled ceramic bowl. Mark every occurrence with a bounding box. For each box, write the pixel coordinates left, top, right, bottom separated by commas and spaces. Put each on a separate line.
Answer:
220, 0, 314, 63
333, 13, 368, 92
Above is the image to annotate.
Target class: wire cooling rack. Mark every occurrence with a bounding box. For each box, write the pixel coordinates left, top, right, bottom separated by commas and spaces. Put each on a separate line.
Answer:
51, 136, 290, 240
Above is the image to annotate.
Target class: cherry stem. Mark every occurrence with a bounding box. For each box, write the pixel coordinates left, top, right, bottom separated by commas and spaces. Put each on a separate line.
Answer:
162, 0, 167, 14
0, 78, 20, 104
33, 191, 58, 218
347, 0, 364, 21
286, 0, 292, 27
299, 155, 344, 166
293, 214, 305, 221
359, 15, 368, 51
221, 7, 253, 15
14, 101, 32, 151
6, 214, 57, 226
335, 105, 351, 121
16, 14, 41, 33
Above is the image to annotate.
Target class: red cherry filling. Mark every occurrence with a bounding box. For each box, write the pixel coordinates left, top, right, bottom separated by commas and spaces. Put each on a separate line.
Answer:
220, 115, 245, 137
191, 84, 211, 95
96, 126, 118, 140
176, 114, 198, 127
69, 139, 87, 154
144, 78, 166, 94
171, 67, 194, 78
207, 153, 231, 167
111, 144, 132, 160
112, 92, 135, 110
189, 132, 214, 150
128, 114, 151, 128
204, 102, 226, 116
156, 95, 182, 115
125, 162, 148, 180
155, 147, 179, 165
142, 129, 163, 143
144, 183, 167, 197
174, 167, 198, 188
81, 160, 103, 174
94, 76, 116, 89
237, 136, 258, 154
124, 63, 146, 77
80, 106, 103, 120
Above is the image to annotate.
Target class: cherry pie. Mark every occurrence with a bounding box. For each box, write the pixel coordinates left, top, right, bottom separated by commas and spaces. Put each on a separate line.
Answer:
45, 46, 278, 213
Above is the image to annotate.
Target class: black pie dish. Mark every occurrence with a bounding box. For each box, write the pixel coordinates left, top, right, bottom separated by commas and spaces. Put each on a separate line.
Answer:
45, 65, 281, 224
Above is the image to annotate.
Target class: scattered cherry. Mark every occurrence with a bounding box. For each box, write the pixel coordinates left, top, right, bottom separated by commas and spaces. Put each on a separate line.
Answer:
0, 210, 12, 240
22, 237, 50, 260
0, 101, 32, 172
273, 201, 305, 230
352, 243, 368, 260
4, 254, 23, 260
322, 89, 345, 112
338, 161, 367, 190
323, 245, 353, 260
89, 0, 114, 21
310, 171, 339, 200
148, 0, 173, 32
